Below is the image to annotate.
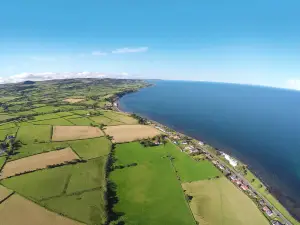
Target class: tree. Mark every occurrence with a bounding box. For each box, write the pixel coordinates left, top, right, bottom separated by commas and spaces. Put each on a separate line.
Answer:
251, 178, 255, 183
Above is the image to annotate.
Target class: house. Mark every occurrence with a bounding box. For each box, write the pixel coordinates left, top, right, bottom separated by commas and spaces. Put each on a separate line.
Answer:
181, 142, 188, 145
241, 185, 248, 191
221, 152, 238, 167
217, 164, 225, 170
229, 175, 237, 181
155, 126, 166, 133
258, 199, 265, 206
263, 206, 273, 217
198, 141, 204, 146
235, 180, 242, 185
271, 220, 284, 225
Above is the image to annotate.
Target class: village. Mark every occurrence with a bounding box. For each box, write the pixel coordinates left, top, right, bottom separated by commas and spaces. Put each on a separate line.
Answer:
152, 122, 288, 225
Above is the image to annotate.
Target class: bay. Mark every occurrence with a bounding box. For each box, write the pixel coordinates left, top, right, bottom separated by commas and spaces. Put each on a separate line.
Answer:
119, 80, 300, 220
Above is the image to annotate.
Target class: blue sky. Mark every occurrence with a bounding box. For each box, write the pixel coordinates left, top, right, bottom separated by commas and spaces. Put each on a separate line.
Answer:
0, 0, 300, 89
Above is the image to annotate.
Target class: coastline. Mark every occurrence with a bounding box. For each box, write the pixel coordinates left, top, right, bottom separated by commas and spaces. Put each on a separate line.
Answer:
115, 94, 299, 225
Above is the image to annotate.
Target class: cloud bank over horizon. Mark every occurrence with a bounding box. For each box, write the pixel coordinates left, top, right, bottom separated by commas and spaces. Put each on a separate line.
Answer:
0, 72, 143, 84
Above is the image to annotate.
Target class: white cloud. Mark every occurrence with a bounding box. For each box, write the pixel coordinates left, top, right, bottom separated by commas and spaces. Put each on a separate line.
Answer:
0, 72, 142, 84
286, 79, 300, 90
112, 47, 149, 54
92, 51, 107, 56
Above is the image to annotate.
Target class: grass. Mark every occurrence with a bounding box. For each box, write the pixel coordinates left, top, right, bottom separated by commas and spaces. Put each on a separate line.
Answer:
102, 111, 138, 124
16, 125, 52, 144
1, 165, 73, 201
166, 143, 222, 182
67, 117, 94, 126
33, 114, 61, 121
182, 177, 269, 225
2, 157, 107, 225
68, 137, 111, 160
90, 116, 123, 125
0, 122, 16, 129
8, 142, 69, 161
109, 142, 195, 225
0, 157, 6, 171
0, 127, 18, 141
66, 157, 106, 194
0, 114, 14, 122
32, 118, 73, 126
244, 169, 300, 225
33, 106, 58, 113
42, 189, 106, 225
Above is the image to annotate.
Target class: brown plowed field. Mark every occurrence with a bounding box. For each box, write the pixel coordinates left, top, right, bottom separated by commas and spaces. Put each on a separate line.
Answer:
0, 147, 79, 179
52, 126, 104, 141
104, 125, 161, 143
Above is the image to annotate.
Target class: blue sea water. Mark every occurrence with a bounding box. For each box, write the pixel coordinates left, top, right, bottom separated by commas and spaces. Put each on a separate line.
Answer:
119, 80, 300, 220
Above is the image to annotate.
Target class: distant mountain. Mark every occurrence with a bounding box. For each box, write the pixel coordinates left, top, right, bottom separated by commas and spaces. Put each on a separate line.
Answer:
23, 80, 36, 85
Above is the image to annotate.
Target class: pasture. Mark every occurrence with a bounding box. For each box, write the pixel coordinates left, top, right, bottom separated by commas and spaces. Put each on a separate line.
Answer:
9, 142, 69, 161
182, 177, 269, 225
69, 137, 111, 160
109, 142, 195, 225
0, 157, 6, 170
33, 106, 58, 113
167, 143, 222, 182
66, 117, 94, 126
0, 185, 13, 202
42, 189, 106, 225
104, 125, 161, 143
52, 126, 104, 141
17, 125, 52, 144
0, 194, 83, 225
0, 127, 17, 141
90, 116, 123, 125
32, 118, 73, 126
63, 98, 85, 103
0, 122, 16, 129
0, 147, 79, 179
102, 111, 138, 124
0, 114, 14, 122
2, 157, 107, 224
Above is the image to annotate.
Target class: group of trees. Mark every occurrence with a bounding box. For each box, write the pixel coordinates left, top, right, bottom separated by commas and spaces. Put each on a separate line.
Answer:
131, 113, 148, 124
140, 135, 167, 147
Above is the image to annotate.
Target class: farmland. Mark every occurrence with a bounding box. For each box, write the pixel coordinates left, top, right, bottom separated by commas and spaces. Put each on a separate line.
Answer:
182, 177, 269, 225
0, 78, 279, 225
104, 124, 161, 143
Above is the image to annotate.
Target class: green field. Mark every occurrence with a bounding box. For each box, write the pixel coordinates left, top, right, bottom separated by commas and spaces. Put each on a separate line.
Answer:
16, 125, 52, 144
42, 189, 106, 225
244, 169, 300, 225
32, 118, 73, 126
69, 137, 111, 160
182, 177, 269, 225
66, 117, 94, 126
2, 157, 107, 225
0, 114, 14, 122
0, 127, 18, 141
109, 142, 195, 225
8, 142, 69, 161
102, 111, 138, 124
169, 148, 221, 182
0, 122, 16, 129
0, 157, 6, 171
1, 165, 73, 201
33, 106, 58, 113
33, 113, 61, 121
90, 116, 123, 125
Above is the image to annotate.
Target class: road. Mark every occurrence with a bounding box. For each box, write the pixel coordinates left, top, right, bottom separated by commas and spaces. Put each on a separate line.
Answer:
200, 147, 292, 225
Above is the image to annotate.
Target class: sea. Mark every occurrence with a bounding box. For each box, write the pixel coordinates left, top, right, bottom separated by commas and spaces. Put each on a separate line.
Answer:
119, 80, 300, 220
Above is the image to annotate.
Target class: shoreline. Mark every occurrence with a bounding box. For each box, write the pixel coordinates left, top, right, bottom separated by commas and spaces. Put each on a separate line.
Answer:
115, 96, 299, 225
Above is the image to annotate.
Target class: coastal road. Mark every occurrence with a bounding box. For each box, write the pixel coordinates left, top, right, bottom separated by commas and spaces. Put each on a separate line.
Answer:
200, 147, 292, 225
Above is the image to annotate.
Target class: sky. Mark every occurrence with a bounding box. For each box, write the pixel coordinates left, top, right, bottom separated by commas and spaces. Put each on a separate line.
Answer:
0, 0, 300, 90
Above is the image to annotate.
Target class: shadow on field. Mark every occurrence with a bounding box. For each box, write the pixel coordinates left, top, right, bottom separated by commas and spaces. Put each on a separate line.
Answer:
106, 143, 125, 225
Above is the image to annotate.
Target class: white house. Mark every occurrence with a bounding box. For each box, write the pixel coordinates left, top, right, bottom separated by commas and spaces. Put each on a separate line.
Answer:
222, 153, 238, 167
